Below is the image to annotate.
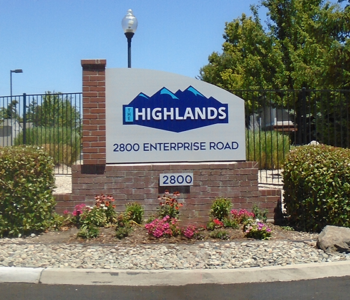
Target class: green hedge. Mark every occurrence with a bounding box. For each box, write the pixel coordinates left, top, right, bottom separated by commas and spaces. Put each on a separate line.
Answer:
283, 144, 350, 232
14, 127, 81, 166
0, 146, 56, 237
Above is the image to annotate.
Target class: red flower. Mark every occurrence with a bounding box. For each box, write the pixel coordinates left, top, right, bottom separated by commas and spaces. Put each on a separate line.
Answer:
213, 219, 223, 227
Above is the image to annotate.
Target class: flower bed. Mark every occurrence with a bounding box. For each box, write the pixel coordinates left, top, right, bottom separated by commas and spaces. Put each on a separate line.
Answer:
56, 191, 272, 242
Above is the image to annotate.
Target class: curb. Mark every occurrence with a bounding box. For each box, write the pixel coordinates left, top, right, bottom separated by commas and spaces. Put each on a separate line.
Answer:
0, 267, 44, 283
1, 261, 350, 286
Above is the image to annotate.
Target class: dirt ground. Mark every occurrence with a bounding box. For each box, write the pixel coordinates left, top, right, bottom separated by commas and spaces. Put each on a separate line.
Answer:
17, 223, 318, 246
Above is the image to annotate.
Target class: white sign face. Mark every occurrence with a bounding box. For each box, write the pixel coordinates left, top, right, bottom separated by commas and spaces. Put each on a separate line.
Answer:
159, 173, 194, 186
106, 68, 246, 163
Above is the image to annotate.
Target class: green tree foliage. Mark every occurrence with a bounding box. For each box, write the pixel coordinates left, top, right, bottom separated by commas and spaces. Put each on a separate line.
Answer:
22, 92, 81, 165
199, 0, 350, 91
26, 92, 81, 129
0, 100, 20, 121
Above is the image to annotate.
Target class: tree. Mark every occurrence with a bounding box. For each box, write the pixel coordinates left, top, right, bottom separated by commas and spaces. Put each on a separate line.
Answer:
199, 0, 350, 91
15, 92, 82, 165
0, 100, 20, 121
26, 92, 81, 130
199, 0, 350, 145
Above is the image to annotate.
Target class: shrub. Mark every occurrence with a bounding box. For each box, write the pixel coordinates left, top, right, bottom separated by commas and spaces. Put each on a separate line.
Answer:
14, 127, 81, 166
210, 198, 232, 221
283, 144, 350, 232
246, 130, 290, 170
125, 202, 144, 224
0, 146, 56, 237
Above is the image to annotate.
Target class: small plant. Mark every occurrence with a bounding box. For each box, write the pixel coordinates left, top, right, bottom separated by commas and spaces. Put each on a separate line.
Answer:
115, 226, 131, 239
157, 191, 183, 219
244, 220, 272, 240
252, 204, 268, 223
145, 215, 156, 224
77, 224, 99, 239
206, 218, 223, 231
209, 230, 230, 240
231, 209, 255, 223
125, 202, 144, 224
115, 214, 132, 239
210, 198, 232, 221
281, 226, 294, 231
222, 217, 239, 229
80, 206, 108, 228
72, 204, 86, 226
206, 221, 216, 231
49, 212, 71, 231
182, 225, 198, 239
70, 194, 117, 239
94, 194, 117, 224
144, 216, 181, 238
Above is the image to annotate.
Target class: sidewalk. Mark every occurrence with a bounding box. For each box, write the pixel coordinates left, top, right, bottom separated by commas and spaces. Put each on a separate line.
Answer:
1, 261, 350, 286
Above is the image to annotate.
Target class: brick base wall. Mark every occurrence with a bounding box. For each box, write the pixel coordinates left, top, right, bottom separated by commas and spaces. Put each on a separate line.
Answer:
55, 161, 281, 225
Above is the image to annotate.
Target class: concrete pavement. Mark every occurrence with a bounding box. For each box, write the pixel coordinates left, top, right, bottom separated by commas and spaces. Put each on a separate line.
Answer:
1, 261, 350, 286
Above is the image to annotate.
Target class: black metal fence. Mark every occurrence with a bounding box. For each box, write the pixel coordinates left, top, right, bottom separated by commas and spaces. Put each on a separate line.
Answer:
0, 93, 82, 174
234, 89, 350, 185
1, 90, 349, 181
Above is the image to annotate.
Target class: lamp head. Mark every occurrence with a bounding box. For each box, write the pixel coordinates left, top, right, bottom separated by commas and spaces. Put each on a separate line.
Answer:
122, 9, 138, 34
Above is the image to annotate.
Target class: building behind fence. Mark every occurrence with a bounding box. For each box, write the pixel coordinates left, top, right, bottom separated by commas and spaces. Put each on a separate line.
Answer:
1, 89, 349, 181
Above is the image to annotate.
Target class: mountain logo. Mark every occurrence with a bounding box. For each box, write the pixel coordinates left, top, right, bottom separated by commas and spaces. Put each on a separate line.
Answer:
123, 86, 228, 133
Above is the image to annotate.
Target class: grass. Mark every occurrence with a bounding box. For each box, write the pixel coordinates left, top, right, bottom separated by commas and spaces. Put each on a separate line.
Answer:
246, 130, 290, 170
14, 127, 81, 166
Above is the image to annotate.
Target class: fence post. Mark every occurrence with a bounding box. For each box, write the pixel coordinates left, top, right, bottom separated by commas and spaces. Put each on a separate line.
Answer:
22, 93, 26, 144
301, 87, 307, 144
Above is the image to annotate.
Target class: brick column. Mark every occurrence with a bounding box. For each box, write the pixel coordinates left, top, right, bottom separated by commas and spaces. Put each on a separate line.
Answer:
81, 59, 106, 167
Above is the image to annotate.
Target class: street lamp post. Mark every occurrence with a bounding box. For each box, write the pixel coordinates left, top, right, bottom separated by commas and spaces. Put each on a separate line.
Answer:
10, 69, 23, 97
122, 9, 138, 68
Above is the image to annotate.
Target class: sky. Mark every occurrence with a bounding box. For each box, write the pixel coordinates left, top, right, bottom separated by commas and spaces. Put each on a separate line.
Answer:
1, 0, 342, 97
0, 0, 273, 96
